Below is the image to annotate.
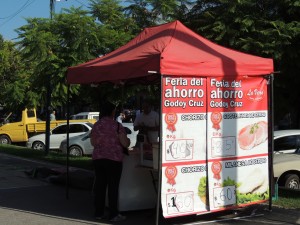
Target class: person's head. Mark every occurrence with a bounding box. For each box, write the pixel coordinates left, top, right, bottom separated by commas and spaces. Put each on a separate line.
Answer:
99, 101, 116, 118
120, 113, 125, 119
141, 99, 152, 115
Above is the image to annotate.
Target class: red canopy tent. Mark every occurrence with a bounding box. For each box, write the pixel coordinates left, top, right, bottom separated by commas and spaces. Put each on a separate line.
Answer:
66, 21, 275, 222
67, 20, 273, 84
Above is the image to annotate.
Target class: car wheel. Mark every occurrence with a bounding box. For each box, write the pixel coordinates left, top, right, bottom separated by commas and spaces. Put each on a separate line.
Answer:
284, 174, 300, 189
32, 141, 45, 151
69, 146, 83, 157
0, 135, 11, 145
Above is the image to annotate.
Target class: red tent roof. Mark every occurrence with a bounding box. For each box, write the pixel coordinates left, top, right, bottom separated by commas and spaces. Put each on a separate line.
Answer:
67, 20, 273, 84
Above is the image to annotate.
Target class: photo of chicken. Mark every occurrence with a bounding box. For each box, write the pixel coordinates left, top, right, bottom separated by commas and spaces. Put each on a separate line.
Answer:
238, 168, 268, 194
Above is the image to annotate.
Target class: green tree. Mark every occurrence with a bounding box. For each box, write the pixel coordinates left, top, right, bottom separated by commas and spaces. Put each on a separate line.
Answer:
186, 0, 300, 127
89, 0, 137, 45
124, 0, 193, 28
123, 0, 155, 31
15, 7, 103, 111
0, 36, 35, 112
147, 0, 181, 22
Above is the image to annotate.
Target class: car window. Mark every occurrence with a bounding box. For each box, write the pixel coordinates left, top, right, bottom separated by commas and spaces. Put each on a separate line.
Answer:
75, 115, 87, 120
274, 135, 300, 152
52, 125, 67, 134
86, 123, 94, 128
27, 110, 35, 118
69, 124, 89, 133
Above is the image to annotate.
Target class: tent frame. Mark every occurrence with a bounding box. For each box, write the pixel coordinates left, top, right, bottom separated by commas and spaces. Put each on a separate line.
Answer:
65, 73, 274, 225
65, 20, 275, 224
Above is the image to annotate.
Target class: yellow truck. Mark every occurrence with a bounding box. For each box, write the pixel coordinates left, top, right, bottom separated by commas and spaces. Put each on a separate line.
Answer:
0, 108, 96, 145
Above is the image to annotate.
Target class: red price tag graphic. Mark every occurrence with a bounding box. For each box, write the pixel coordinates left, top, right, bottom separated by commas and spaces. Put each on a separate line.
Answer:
165, 166, 178, 186
211, 112, 222, 130
211, 161, 222, 180
165, 113, 178, 132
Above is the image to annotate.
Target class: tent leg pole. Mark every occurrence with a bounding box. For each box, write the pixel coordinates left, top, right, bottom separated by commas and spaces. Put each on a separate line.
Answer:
155, 180, 161, 225
66, 84, 70, 200
267, 74, 274, 211
154, 77, 164, 225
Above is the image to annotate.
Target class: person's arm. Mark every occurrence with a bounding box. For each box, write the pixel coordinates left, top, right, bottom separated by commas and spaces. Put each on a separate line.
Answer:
118, 124, 130, 147
133, 116, 141, 131
90, 130, 96, 146
90, 123, 101, 146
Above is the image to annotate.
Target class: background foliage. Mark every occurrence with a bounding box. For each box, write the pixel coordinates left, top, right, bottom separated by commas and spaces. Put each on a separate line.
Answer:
0, 0, 299, 127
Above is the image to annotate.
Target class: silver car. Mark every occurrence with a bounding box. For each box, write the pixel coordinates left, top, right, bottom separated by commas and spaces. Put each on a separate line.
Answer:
60, 123, 137, 156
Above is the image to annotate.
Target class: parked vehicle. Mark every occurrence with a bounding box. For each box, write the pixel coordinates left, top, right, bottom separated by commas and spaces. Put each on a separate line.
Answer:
70, 112, 99, 120
0, 109, 96, 145
60, 123, 138, 156
273, 130, 300, 189
26, 122, 94, 151
60, 131, 92, 156
274, 130, 300, 154
273, 153, 300, 189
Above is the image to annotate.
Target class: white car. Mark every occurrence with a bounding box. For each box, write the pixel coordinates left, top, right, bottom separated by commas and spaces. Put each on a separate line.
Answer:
60, 123, 138, 156
273, 130, 300, 189
274, 153, 300, 189
274, 130, 300, 154
26, 122, 94, 151
70, 112, 99, 120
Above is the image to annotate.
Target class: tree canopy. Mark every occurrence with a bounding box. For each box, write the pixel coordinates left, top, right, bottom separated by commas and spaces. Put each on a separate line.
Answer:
0, 0, 299, 126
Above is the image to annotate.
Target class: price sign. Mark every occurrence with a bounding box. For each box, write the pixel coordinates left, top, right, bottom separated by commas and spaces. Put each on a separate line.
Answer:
166, 192, 194, 215
211, 136, 236, 157
213, 186, 236, 208
166, 139, 193, 161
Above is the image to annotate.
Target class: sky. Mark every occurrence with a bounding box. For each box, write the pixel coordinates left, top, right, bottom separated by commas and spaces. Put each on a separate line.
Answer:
0, 0, 89, 41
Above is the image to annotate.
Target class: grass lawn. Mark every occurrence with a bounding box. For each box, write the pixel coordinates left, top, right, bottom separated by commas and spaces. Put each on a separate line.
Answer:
0, 144, 299, 210
273, 188, 300, 210
0, 144, 94, 171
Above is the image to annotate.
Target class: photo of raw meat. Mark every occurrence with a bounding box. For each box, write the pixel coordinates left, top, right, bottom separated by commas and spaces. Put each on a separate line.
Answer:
238, 121, 268, 150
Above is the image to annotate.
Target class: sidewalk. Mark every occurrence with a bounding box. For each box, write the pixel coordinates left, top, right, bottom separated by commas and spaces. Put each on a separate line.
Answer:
0, 152, 299, 225
0, 153, 157, 225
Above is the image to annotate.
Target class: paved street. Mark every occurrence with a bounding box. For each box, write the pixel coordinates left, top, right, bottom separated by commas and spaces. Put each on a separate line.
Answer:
0, 152, 299, 225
